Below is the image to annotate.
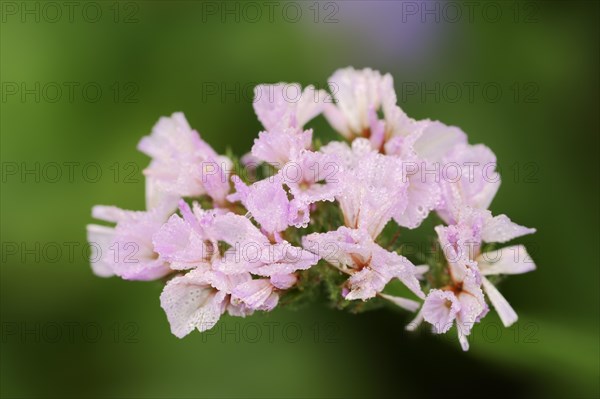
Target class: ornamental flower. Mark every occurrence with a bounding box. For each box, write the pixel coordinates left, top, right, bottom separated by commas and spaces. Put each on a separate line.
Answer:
213, 213, 317, 278
228, 174, 310, 234
280, 150, 342, 205
436, 143, 501, 224
152, 200, 220, 271
324, 67, 388, 140
253, 83, 328, 132
160, 268, 253, 338
321, 138, 409, 238
458, 207, 537, 327
86, 203, 173, 281
87, 66, 537, 350
416, 222, 488, 350
138, 112, 232, 207
251, 83, 328, 166
303, 227, 424, 305
409, 207, 536, 350
422, 268, 487, 351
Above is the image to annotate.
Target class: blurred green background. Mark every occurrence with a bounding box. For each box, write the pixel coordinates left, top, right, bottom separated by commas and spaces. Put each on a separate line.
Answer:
1, 1, 598, 398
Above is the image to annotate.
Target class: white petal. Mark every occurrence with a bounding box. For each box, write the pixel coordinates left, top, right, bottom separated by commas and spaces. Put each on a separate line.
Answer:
414, 265, 430, 278
482, 214, 536, 243
160, 274, 225, 338
478, 245, 536, 276
405, 308, 424, 331
145, 174, 179, 212
86, 224, 116, 277
458, 330, 470, 351
296, 85, 328, 127
413, 121, 467, 163
91, 205, 128, 223
379, 294, 420, 312
481, 276, 518, 327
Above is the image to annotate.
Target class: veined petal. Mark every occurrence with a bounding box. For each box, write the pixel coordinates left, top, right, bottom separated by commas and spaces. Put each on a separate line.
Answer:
210, 212, 269, 248
233, 279, 279, 311
422, 289, 461, 334
482, 214, 536, 244
406, 307, 424, 331
412, 121, 467, 163
251, 129, 312, 168
159, 270, 226, 338
296, 85, 329, 127
86, 224, 116, 277
145, 175, 179, 212
270, 273, 298, 290
379, 294, 421, 312
325, 67, 386, 138
478, 245, 536, 276
481, 276, 518, 327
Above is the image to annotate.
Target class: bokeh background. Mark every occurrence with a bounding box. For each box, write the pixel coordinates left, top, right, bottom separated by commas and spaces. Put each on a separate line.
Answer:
1, 1, 598, 398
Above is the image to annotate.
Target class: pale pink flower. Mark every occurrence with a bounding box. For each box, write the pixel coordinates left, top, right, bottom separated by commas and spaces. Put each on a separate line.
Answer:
302, 227, 424, 305
209, 212, 318, 310
86, 204, 172, 281
324, 67, 388, 140
411, 207, 536, 348
382, 120, 467, 229
231, 278, 280, 312
253, 83, 328, 132
326, 73, 444, 229
152, 201, 220, 271
160, 269, 253, 338
410, 121, 468, 164
280, 150, 342, 205
458, 207, 536, 327
383, 131, 441, 230
409, 221, 488, 350
227, 174, 309, 233
370, 81, 466, 229
322, 139, 409, 238
251, 128, 313, 167
138, 112, 232, 206
436, 143, 501, 224
421, 269, 488, 351
251, 83, 327, 166
477, 245, 536, 327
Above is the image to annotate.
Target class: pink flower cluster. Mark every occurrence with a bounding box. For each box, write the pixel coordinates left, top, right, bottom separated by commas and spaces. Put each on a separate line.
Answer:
87, 67, 536, 349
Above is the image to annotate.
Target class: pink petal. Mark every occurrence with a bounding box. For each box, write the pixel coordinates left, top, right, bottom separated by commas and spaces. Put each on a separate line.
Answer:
481, 276, 518, 327
159, 270, 226, 338
422, 290, 461, 334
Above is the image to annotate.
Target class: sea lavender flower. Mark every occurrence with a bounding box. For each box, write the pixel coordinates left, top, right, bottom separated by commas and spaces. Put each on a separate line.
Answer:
458, 207, 537, 327
321, 138, 409, 238
138, 112, 232, 207
415, 222, 488, 350
228, 174, 310, 233
436, 143, 501, 224
160, 268, 253, 338
209, 211, 318, 310
87, 67, 537, 351
409, 206, 536, 350
86, 203, 173, 280
280, 150, 342, 205
324, 67, 388, 140
251, 83, 328, 166
302, 227, 424, 306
